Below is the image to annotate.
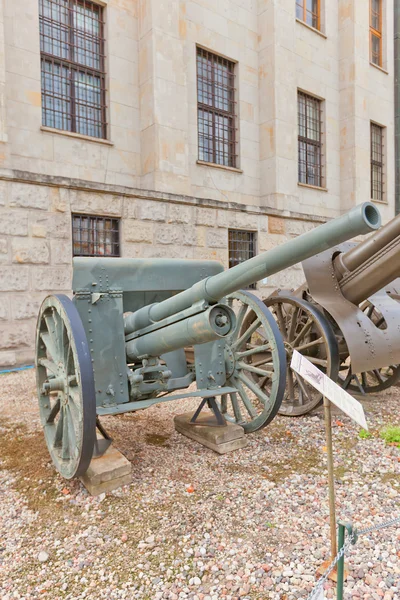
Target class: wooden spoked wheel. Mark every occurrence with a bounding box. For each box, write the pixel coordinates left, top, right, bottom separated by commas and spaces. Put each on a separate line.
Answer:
221, 291, 286, 433
339, 300, 400, 394
264, 296, 339, 416
36, 295, 96, 479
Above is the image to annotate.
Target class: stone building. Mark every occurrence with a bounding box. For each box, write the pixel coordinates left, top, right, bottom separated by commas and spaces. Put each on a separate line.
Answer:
0, 0, 395, 367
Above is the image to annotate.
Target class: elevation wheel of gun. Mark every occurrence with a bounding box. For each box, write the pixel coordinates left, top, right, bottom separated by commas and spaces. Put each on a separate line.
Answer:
36, 294, 96, 479
263, 296, 339, 416
221, 291, 286, 433
339, 299, 400, 393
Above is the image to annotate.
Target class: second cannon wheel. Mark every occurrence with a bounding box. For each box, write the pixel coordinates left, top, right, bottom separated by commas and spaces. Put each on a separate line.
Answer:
221, 291, 287, 433
264, 296, 339, 416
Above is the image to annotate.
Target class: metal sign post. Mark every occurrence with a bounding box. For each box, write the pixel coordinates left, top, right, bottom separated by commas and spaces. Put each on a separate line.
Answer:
323, 395, 337, 561
291, 350, 368, 571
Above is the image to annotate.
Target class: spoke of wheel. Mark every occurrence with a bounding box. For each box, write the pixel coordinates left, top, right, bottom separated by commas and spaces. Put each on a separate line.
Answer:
373, 369, 384, 383
232, 303, 248, 341
52, 310, 65, 359
232, 318, 261, 351
294, 337, 324, 352
306, 356, 328, 368
230, 392, 243, 424
287, 366, 296, 403
236, 344, 271, 359
66, 406, 77, 458
46, 398, 61, 424
251, 356, 273, 368
61, 407, 70, 460
235, 380, 258, 418
68, 392, 81, 422
54, 407, 64, 448
68, 387, 82, 422
38, 357, 58, 376
236, 361, 273, 377
287, 307, 300, 342
237, 372, 270, 406
292, 318, 313, 347
40, 331, 58, 364
221, 394, 228, 413
295, 373, 313, 404
361, 372, 368, 390
257, 374, 271, 388
274, 304, 287, 340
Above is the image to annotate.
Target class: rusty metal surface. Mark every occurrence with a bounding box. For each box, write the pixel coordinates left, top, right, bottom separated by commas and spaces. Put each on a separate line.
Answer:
302, 243, 400, 373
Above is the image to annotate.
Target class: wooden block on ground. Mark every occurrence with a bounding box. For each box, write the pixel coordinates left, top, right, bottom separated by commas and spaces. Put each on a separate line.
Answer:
174, 411, 248, 455
80, 445, 132, 496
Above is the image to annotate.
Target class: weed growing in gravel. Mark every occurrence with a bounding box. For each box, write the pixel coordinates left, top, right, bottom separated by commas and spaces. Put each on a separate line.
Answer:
380, 425, 400, 446
359, 429, 373, 440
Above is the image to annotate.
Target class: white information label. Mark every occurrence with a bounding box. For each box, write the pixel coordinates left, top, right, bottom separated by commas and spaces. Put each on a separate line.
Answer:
291, 349, 368, 430
315, 588, 327, 600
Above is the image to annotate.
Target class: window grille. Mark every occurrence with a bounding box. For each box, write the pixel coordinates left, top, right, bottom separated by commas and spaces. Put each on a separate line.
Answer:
370, 0, 382, 67
371, 123, 384, 201
197, 48, 237, 168
228, 230, 256, 290
298, 91, 323, 188
72, 215, 120, 257
296, 0, 320, 30
39, 0, 107, 139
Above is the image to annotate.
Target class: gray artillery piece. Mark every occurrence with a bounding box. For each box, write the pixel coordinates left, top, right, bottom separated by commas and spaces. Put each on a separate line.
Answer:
35, 203, 380, 479
262, 209, 400, 416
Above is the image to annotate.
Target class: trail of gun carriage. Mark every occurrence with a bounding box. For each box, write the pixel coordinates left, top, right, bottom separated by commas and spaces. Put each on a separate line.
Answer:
0, 203, 399, 600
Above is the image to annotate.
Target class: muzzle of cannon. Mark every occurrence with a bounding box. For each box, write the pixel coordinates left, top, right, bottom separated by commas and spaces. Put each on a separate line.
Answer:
35, 202, 380, 479
263, 210, 400, 416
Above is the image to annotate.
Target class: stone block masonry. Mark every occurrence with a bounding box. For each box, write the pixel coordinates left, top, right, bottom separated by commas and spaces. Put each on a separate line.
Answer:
0, 174, 325, 368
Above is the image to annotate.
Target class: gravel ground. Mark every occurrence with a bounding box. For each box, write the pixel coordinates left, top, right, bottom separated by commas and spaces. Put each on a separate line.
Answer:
0, 369, 399, 600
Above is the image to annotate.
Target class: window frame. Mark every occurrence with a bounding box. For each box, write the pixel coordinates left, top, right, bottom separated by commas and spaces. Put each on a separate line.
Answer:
297, 91, 324, 189
72, 213, 121, 257
39, 0, 107, 139
228, 229, 257, 290
296, 0, 321, 31
370, 122, 385, 202
196, 46, 238, 169
370, 0, 382, 67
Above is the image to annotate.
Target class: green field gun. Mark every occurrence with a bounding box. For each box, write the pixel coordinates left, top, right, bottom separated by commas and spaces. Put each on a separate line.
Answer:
35, 203, 380, 479
263, 210, 400, 416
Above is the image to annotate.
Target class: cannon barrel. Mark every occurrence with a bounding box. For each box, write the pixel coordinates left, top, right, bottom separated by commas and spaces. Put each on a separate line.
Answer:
124, 202, 380, 343
333, 213, 400, 305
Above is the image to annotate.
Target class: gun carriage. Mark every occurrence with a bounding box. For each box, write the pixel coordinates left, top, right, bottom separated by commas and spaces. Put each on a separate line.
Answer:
35, 203, 379, 478
262, 212, 400, 416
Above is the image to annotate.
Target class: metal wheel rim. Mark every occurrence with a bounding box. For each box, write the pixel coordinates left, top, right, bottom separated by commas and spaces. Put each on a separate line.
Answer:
265, 296, 339, 416
35, 294, 96, 479
339, 300, 400, 394
220, 291, 286, 433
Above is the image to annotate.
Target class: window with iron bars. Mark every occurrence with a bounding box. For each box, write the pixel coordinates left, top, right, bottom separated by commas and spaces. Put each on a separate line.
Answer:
197, 48, 237, 168
298, 91, 324, 188
371, 123, 384, 201
228, 230, 256, 290
39, 0, 107, 139
296, 0, 320, 30
370, 0, 382, 67
72, 214, 120, 257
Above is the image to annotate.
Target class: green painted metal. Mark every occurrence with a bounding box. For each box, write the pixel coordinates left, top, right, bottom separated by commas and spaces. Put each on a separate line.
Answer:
126, 303, 236, 360
36, 295, 96, 479
36, 203, 382, 479
337, 522, 356, 600
125, 202, 380, 334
